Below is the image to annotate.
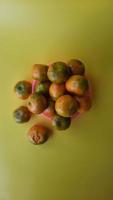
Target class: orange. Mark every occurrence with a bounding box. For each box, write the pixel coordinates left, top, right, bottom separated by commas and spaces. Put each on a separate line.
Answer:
66, 75, 89, 96
68, 59, 85, 75
76, 96, 92, 114
52, 114, 71, 130
32, 64, 48, 82
35, 81, 51, 95
27, 93, 48, 114
55, 95, 78, 117
47, 62, 70, 83
13, 106, 31, 123
28, 124, 49, 145
14, 80, 32, 100
49, 83, 66, 101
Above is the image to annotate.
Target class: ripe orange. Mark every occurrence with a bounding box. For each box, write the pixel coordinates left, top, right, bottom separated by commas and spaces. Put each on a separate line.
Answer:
66, 75, 89, 96
27, 93, 48, 114
49, 83, 66, 101
68, 59, 85, 75
55, 95, 78, 117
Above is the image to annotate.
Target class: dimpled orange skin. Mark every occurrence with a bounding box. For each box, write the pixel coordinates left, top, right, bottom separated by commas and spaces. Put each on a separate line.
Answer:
55, 95, 78, 117
49, 83, 66, 101
32, 64, 48, 82
76, 96, 92, 114
27, 93, 48, 114
66, 75, 89, 96
68, 59, 85, 75
28, 125, 49, 145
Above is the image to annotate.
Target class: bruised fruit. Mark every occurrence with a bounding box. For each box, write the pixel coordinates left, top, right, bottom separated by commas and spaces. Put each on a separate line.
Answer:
52, 114, 71, 130
55, 95, 78, 117
35, 81, 50, 95
49, 83, 66, 100
27, 93, 48, 114
47, 62, 70, 83
32, 64, 48, 82
76, 96, 92, 114
13, 106, 31, 123
14, 81, 32, 99
28, 124, 49, 144
68, 59, 85, 75
66, 75, 89, 96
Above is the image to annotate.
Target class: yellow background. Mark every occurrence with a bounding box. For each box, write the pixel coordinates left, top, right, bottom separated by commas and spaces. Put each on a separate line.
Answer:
0, 0, 113, 200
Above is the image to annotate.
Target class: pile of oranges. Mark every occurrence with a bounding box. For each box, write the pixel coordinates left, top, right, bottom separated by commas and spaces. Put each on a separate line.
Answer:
13, 59, 92, 145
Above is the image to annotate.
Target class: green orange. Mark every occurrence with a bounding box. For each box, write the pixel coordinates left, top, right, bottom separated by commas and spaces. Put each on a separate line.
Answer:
55, 95, 78, 117
68, 59, 85, 75
14, 80, 32, 100
49, 83, 66, 100
47, 62, 70, 83
32, 64, 48, 82
66, 75, 89, 96
35, 81, 50, 95
27, 93, 48, 114
52, 114, 71, 130
28, 124, 49, 145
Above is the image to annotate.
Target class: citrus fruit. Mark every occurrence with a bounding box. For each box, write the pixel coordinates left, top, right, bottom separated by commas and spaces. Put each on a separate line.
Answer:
76, 96, 92, 113
49, 83, 66, 100
14, 81, 32, 99
68, 59, 85, 75
47, 62, 70, 83
55, 95, 78, 117
27, 93, 48, 114
52, 114, 71, 130
32, 64, 48, 82
13, 106, 31, 123
66, 75, 89, 96
35, 81, 50, 95
28, 124, 49, 144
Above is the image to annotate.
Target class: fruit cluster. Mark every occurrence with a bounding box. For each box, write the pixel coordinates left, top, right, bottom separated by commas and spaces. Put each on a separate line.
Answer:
13, 59, 92, 145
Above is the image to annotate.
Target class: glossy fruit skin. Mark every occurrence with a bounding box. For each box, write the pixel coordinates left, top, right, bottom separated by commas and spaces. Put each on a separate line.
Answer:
76, 96, 92, 114
68, 59, 85, 75
49, 83, 66, 101
32, 64, 48, 82
27, 93, 48, 114
14, 81, 32, 100
28, 125, 49, 145
35, 81, 50, 95
47, 62, 70, 83
66, 75, 89, 96
52, 114, 71, 130
13, 106, 31, 123
55, 95, 78, 117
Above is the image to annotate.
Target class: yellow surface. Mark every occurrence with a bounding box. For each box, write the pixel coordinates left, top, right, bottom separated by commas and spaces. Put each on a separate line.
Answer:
0, 1, 113, 200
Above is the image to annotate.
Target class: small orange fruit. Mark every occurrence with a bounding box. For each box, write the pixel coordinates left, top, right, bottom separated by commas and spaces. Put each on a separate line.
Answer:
66, 75, 89, 96
49, 83, 66, 101
32, 64, 48, 82
47, 62, 70, 83
55, 95, 78, 117
68, 59, 85, 75
52, 114, 71, 130
76, 96, 92, 114
14, 80, 32, 100
28, 124, 49, 144
27, 93, 48, 114
13, 106, 32, 123
35, 81, 51, 95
